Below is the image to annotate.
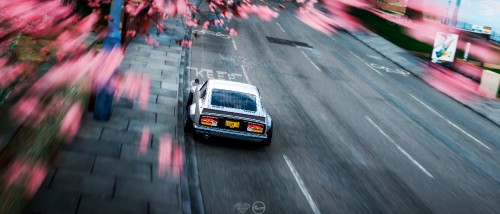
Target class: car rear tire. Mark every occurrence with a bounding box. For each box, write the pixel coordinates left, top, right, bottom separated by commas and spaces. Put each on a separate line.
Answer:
184, 91, 195, 132
184, 111, 194, 132
186, 91, 193, 110
262, 125, 273, 146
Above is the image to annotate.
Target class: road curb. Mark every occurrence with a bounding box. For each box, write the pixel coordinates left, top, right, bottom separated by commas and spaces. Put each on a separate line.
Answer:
179, 1, 205, 214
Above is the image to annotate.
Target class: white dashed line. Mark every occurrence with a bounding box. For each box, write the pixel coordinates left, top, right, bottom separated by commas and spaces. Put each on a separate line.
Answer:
232, 38, 237, 51
348, 51, 384, 76
396, 145, 434, 178
367, 55, 382, 60
276, 22, 286, 32
301, 51, 321, 72
366, 116, 434, 178
409, 94, 492, 151
240, 65, 251, 84
283, 155, 322, 214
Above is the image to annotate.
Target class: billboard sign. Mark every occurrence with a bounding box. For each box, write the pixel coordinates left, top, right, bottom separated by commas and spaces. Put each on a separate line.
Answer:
432, 32, 459, 64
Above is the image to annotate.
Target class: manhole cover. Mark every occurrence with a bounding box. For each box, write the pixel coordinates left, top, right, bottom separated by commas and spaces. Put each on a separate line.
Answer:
266, 37, 313, 49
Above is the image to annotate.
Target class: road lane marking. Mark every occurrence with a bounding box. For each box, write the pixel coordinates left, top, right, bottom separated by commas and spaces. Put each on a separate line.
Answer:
348, 51, 384, 76
283, 155, 321, 214
369, 63, 410, 76
301, 51, 321, 72
240, 65, 251, 84
396, 145, 434, 178
365, 116, 434, 178
232, 38, 238, 51
409, 94, 492, 151
367, 55, 382, 60
276, 22, 286, 32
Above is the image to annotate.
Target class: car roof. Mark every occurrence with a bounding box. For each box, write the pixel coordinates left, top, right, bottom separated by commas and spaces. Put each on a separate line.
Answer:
207, 79, 259, 96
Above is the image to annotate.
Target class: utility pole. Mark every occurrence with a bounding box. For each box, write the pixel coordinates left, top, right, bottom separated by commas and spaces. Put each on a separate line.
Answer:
445, 0, 452, 24
451, 0, 461, 26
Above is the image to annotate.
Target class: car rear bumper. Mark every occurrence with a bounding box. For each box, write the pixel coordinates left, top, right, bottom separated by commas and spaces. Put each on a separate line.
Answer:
194, 125, 267, 142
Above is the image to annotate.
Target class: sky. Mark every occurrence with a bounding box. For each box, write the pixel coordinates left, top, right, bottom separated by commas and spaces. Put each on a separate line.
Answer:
433, 0, 500, 32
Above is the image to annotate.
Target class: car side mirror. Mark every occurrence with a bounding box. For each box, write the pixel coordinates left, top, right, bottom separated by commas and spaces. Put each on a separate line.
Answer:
195, 79, 199, 84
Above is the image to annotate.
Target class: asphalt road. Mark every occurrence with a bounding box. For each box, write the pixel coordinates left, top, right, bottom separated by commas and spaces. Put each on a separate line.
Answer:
184, 1, 500, 213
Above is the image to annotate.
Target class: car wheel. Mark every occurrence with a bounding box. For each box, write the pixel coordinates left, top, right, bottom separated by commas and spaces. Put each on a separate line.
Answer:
184, 112, 194, 132
262, 125, 273, 146
186, 91, 193, 110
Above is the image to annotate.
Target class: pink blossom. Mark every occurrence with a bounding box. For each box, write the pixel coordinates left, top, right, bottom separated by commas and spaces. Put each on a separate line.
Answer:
26, 164, 48, 196
125, 73, 142, 101
0, 64, 26, 88
158, 134, 172, 177
171, 145, 183, 178
156, 23, 165, 32
138, 76, 151, 110
152, 0, 165, 9
163, 0, 189, 17
202, 21, 210, 30
423, 65, 478, 103
214, 19, 224, 26
59, 102, 83, 142
125, 2, 148, 16
3, 160, 29, 187
0, 58, 7, 67
126, 30, 137, 37
139, 126, 150, 155
145, 35, 159, 46
186, 20, 199, 27
76, 12, 99, 33
88, 0, 100, 7
11, 97, 41, 124
224, 11, 233, 19
237, 4, 278, 21
2, 159, 48, 196
209, 2, 217, 12
92, 47, 124, 90
178, 40, 192, 48
41, 47, 49, 55
229, 28, 238, 37
114, 72, 132, 99
296, 7, 336, 35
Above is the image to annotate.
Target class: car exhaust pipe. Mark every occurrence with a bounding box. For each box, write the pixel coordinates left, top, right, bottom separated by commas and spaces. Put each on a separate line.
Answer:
203, 134, 210, 140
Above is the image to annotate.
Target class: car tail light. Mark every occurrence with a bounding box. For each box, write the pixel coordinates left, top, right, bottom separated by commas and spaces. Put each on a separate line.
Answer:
201, 116, 218, 126
247, 123, 264, 134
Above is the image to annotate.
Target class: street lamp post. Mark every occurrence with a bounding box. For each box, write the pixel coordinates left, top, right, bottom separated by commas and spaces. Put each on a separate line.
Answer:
445, 0, 452, 24
94, 0, 123, 121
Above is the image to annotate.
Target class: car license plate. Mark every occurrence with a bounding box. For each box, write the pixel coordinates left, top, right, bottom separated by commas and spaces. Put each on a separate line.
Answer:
225, 120, 240, 128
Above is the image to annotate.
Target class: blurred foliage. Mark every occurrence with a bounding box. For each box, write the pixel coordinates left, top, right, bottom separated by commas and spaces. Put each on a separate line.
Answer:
15, 36, 56, 63
351, 7, 433, 54
0, 78, 90, 213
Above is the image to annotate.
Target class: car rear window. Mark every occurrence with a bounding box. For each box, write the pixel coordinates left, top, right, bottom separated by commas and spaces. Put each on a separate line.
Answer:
210, 89, 257, 112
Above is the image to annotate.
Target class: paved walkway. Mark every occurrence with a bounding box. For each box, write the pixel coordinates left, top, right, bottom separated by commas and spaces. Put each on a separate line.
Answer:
349, 30, 500, 127
28, 17, 189, 214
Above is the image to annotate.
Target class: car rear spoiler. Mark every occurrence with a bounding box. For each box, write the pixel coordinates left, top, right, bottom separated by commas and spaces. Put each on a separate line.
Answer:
202, 108, 265, 124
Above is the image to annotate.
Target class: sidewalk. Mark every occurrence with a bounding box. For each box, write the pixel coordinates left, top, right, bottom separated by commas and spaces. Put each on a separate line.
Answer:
348, 30, 500, 127
28, 17, 189, 214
